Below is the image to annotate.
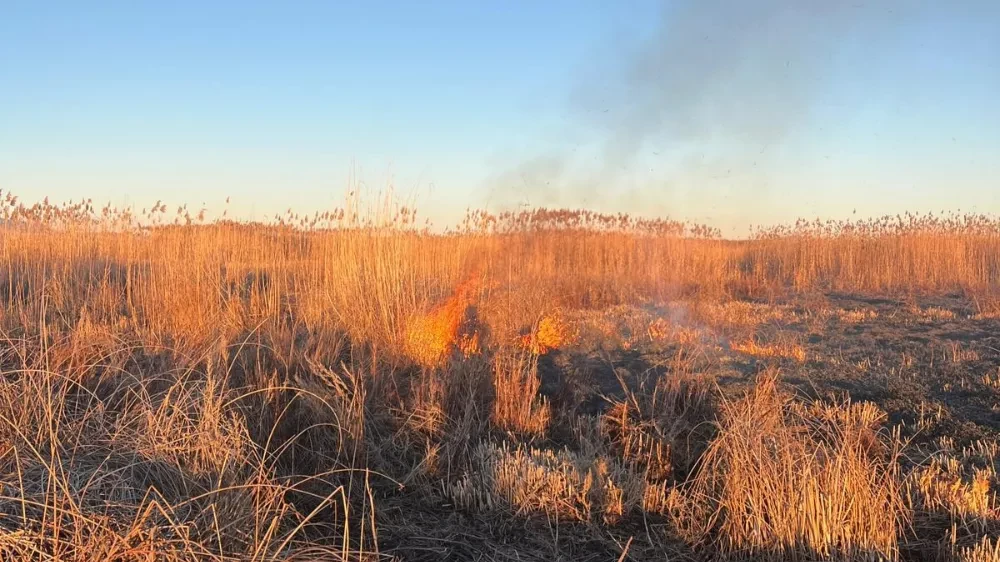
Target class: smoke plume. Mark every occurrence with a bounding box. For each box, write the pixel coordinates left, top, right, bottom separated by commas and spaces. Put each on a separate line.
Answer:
484, 0, 920, 224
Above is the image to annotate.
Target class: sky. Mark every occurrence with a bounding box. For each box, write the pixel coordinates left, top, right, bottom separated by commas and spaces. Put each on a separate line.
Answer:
1, 0, 998, 234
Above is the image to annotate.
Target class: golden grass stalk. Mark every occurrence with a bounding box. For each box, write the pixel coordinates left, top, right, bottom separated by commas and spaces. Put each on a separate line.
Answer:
685, 374, 908, 561
491, 347, 551, 436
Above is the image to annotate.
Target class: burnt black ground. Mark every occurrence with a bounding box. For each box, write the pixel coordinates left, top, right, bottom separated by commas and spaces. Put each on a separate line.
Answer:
379, 293, 1000, 561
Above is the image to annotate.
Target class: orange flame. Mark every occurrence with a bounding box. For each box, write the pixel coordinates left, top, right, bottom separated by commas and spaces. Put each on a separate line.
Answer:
730, 339, 806, 362
406, 274, 482, 367
647, 317, 671, 341
521, 310, 576, 354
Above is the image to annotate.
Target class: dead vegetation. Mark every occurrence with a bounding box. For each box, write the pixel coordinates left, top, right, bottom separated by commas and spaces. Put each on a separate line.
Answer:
2, 191, 1000, 560
684, 374, 907, 561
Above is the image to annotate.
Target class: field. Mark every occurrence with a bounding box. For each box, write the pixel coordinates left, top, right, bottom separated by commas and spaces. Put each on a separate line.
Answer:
2, 194, 1000, 561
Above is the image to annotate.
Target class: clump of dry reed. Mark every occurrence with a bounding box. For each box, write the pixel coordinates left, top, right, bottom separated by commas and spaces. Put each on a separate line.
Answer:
490, 346, 551, 436
958, 536, 1000, 562
0, 338, 378, 561
600, 370, 714, 482
442, 441, 665, 525
682, 373, 908, 561
906, 438, 1000, 557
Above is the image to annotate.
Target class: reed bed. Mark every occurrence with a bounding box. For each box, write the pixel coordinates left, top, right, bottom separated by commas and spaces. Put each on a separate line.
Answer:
1, 191, 1000, 560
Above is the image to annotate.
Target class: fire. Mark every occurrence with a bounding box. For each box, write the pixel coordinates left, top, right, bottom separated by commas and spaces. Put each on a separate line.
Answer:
647, 317, 671, 341
406, 274, 482, 367
522, 310, 576, 354
730, 339, 806, 362
647, 318, 703, 346
406, 278, 576, 364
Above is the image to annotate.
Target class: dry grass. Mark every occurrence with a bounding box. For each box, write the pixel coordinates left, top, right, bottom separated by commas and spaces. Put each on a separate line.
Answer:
490, 347, 551, 436
823, 307, 880, 323
684, 374, 907, 561
959, 536, 1000, 562
907, 438, 1000, 556
983, 369, 1000, 390
443, 441, 650, 524
729, 338, 807, 362
2, 192, 1000, 559
912, 459, 994, 520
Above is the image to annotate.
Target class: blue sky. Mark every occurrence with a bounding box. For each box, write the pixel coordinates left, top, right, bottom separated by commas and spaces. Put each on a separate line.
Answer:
1, 1, 997, 234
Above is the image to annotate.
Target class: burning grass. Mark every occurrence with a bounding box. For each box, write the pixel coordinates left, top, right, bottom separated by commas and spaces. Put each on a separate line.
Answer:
2, 191, 1000, 560
729, 338, 807, 362
520, 309, 577, 354
405, 274, 483, 367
